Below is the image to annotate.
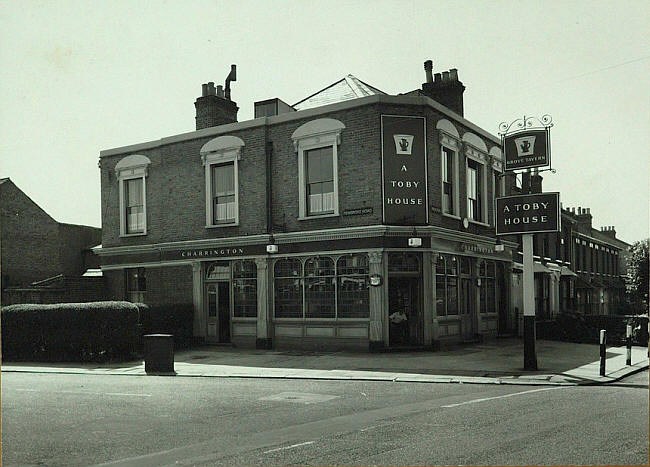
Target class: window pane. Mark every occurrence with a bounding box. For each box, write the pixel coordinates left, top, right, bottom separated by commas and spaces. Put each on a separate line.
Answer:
306, 147, 333, 183
274, 258, 302, 278
337, 255, 369, 319
305, 276, 335, 318
212, 163, 234, 194
233, 279, 257, 317
274, 278, 302, 318
447, 276, 458, 315
436, 273, 446, 316
233, 260, 257, 279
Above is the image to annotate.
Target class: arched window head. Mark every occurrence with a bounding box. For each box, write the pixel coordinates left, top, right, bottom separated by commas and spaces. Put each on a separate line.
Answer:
291, 118, 345, 219
200, 135, 245, 227
115, 154, 151, 236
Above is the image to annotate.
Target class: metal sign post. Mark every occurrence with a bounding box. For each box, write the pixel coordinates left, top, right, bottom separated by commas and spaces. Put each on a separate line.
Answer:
498, 115, 554, 372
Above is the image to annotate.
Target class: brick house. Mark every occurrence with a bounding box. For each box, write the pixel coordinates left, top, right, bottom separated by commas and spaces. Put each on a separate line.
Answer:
0, 178, 103, 304
95, 61, 520, 351
506, 173, 630, 321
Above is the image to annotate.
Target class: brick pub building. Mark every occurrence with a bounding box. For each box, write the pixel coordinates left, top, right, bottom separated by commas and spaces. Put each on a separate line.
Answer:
96, 61, 520, 351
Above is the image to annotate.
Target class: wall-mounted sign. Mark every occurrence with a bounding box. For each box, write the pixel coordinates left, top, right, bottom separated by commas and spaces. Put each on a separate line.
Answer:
343, 207, 373, 216
495, 192, 560, 235
503, 129, 549, 171
160, 245, 266, 261
381, 115, 428, 225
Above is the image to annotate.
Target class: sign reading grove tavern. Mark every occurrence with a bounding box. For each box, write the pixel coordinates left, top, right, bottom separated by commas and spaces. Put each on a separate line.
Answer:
495, 192, 560, 235
381, 115, 428, 225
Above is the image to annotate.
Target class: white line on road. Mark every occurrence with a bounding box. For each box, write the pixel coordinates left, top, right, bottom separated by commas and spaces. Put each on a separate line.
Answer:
15, 389, 151, 397
441, 386, 563, 408
263, 441, 315, 454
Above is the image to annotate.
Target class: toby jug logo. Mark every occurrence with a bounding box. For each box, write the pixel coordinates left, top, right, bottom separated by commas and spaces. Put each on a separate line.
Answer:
515, 135, 536, 157
393, 134, 414, 155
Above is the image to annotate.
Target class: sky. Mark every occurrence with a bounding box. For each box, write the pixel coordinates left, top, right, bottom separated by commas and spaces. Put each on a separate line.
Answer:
1, 0, 649, 243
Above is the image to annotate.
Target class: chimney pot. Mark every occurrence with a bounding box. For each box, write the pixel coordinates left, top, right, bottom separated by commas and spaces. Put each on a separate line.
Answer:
424, 60, 433, 83
434, 72, 442, 83
217, 85, 224, 97
202, 83, 208, 97
449, 68, 458, 81
442, 71, 450, 82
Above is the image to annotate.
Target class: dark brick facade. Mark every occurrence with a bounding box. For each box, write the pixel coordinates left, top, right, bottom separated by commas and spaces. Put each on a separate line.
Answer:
0, 178, 101, 288
99, 98, 501, 248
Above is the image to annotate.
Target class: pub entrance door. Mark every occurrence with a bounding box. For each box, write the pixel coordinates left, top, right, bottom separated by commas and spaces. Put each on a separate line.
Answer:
387, 253, 423, 347
458, 257, 477, 341
204, 261, 231, 343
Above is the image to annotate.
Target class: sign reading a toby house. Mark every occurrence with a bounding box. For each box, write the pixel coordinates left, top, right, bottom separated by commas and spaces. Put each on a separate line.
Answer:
381, 115, 428, 225
495, 192, 560, 235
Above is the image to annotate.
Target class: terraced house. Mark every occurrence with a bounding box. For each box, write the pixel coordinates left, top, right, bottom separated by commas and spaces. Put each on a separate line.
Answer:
95, 60, 520, 351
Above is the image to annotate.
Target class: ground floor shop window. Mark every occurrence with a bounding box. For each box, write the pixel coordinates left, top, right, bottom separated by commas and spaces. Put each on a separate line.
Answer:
273, 254, 369, 319
126, 267, 146, 303
479, 260, 496, 313
232, 260, 257, 317
436, 255, 458, 316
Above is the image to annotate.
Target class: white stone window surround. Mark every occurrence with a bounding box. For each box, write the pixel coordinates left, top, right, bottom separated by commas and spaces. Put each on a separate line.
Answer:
115, 154, 151, 237
291, 118, 345, 220
462, 136, 490, 227
437, 120, 461, 220
200, 135, 244, 228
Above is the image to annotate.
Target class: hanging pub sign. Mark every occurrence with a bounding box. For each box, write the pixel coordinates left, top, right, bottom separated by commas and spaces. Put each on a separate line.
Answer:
495, 192, 560, 235
381, 115, 428, 225
503, 129, 549, 171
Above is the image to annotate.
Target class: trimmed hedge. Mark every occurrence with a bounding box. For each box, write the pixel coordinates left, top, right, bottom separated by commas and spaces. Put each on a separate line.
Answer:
537, 312, 649, 346
1, 301, 140, 362
138, 303, 194, 349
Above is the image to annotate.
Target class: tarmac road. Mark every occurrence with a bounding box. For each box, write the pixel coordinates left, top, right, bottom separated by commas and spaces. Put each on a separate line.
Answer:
2, 370, 647, 466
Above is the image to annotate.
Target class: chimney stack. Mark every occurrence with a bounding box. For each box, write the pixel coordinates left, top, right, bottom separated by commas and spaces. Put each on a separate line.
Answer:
424, 60, 433, 83
575, 206, 593, 229
601, 225, 617, 239
421, 59, 466, 116
194, 65, 239, 130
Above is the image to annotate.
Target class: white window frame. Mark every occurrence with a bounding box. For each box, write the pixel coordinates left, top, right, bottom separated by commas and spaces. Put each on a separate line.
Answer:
440, 131, 460, 219
464, 144, 489, 226
292, 118, 345, 220
200, 136, 244, 228
115, 154, 151, 237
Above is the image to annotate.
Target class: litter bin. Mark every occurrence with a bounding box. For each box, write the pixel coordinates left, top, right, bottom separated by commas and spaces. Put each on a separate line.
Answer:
144, 334, 175, 375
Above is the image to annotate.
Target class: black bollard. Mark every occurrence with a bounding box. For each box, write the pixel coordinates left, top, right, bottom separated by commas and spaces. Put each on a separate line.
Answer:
626, 324, 632, 366
599, 329, 606, 377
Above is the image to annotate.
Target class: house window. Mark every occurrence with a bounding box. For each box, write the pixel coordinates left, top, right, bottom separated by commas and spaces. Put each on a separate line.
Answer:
124, 178, 145, 234
292, 118, 345, 219
115, 154, 151, 237
211, 162, 236, 224
200, 135, 244, 227
126, 268, 146, 303
467, 159, 482, 222
306, 147, 335, 215
441, 146, 456, 215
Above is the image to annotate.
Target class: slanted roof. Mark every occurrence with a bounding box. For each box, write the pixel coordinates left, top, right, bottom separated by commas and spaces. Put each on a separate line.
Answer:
293, 74, 386, 111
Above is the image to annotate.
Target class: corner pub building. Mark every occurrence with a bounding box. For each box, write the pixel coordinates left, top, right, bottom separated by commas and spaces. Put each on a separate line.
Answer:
96, 61, 519, 351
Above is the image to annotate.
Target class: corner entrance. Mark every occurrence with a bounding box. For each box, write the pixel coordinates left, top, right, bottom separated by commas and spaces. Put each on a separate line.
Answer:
387, 253, 423, 347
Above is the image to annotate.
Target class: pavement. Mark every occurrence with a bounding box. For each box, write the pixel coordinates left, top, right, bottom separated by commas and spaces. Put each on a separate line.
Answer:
2, 338, 648, 386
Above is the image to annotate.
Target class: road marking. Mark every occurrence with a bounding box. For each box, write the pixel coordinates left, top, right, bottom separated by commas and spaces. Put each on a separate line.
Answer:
441, 386, 562, 408
15, 389, 151, 397
263, 441, 314, 454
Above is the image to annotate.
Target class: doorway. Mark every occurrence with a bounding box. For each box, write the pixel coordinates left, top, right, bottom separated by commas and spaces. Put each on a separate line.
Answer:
206, 281, 231, 343
387, 253, 422, 347
458, 257, 476, 341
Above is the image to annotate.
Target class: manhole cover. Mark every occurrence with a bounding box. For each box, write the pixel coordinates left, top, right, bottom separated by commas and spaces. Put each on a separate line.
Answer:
259, 392, 340, 404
